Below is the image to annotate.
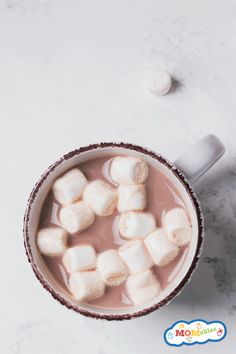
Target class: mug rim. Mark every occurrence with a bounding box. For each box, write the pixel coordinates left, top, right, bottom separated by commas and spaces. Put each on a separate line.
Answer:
23, 142, 204, 321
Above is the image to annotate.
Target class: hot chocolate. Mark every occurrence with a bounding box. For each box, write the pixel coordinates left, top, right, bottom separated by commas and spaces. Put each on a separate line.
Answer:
37, 155, 191, 309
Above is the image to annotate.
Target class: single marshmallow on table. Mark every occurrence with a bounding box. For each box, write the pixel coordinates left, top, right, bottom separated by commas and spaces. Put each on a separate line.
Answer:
126, 269, 161, 306
37, 227, 67, 256
163, 208, 192, 246
69, 271, 105, 302
63, 245, 96, 273
147, 69, 172, 96
117, 184, 146, 213
97, 249, 129, 286
119, 211, 156, 240
119, 240, 153, 274
83, 180, 117, 216
52, 168, 87, 206
110, 156, 148, 185
144, 228, 179, 267
59, 201, 95, 234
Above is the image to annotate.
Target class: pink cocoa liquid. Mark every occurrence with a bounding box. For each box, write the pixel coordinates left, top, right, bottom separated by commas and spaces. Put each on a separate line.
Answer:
38, 155, 189, 309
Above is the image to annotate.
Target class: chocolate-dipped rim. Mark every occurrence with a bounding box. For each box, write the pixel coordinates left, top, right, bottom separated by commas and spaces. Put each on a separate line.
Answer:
23, 142, 204, 321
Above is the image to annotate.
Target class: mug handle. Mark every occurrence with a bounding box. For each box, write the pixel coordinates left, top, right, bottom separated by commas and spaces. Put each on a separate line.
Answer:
174, 134, 225, 184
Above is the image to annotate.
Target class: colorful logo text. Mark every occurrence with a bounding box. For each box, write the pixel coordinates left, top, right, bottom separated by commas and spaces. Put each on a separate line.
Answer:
164, 319, 227, 346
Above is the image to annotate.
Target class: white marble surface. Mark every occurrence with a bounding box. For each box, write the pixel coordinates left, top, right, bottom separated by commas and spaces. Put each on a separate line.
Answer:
0, 0, 236, 352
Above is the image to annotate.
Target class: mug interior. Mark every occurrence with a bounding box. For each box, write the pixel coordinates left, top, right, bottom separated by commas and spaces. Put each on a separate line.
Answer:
24, 143, 203, 320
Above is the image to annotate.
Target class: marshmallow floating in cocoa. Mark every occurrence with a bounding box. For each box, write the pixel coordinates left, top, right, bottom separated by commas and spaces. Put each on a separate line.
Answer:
69, 271, 105, 302
119, 211, 156, 240
83, 180, 117, 216
60, 201, 95, 234
37, 227, 67, 256
97, 249, 129, 286
110, 156, 148, 185
119, 240, 153, 274
126, 269, 161, 306
52, 168, 87, 206
163, 208, 192, 246
117, 184, 146, 213
63, 245, 96, 273
144, 228, 179, 267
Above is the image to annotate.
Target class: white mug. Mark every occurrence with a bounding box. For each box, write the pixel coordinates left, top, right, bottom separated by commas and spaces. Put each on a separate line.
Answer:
24, 134, 225, 320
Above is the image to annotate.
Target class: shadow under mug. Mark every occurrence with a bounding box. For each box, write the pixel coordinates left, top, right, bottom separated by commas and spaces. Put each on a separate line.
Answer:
23, 135, 225, 320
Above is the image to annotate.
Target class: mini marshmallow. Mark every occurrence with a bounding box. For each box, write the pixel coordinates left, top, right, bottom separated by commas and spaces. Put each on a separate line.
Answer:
60, 201, 94, 234
144, 228, 179, 267
83, 180, 117, 216
37, 227, 67, 256
117, 184, 146, 212
63, 245, 96, 273
52, 168, 87, 206
163, 208, 192, 246
69, 271, 105, 302
119, 240, 153, 274
110, 156, 148, 185
97, 249, 129, 286
119, 211, 156, 240
126, 269, 161, 306
147, 69, 172, 96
